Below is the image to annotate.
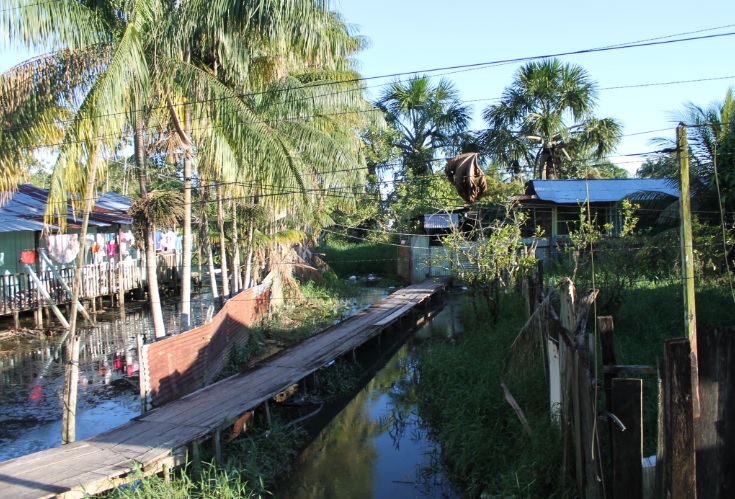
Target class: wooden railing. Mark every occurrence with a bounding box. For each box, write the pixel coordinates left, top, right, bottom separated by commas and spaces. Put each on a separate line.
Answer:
0, 260, 144, 316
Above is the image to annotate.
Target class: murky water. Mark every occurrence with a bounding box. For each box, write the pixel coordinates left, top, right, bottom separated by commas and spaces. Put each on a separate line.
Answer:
0, 294, 218, 462
0, 286, 390, 463
275, 302, 461, 499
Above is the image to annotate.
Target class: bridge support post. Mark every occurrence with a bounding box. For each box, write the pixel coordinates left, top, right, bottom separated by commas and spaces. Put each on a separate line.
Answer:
190, 440, 201, 472
212, 430, 222, 463
264, 400, 272, 428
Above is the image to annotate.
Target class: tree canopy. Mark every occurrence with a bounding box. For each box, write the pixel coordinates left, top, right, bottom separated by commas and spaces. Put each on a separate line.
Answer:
480, 58, 622, 180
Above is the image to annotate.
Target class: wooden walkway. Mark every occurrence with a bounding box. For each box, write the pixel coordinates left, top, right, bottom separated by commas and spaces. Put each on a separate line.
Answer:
0, 279, 449, 498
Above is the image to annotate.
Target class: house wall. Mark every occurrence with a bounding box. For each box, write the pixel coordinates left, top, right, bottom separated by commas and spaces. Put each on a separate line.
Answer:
0, 231, 37, 274
409, 235, 471, 283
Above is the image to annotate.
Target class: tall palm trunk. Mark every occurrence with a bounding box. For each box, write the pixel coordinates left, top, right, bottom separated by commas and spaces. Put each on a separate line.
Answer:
135, 112, 166, 338
200, 186, 219, 299
244, 220, 255, 289
216, 180, 230, 298
180, 104, 192, 331
230, 199, 240, 294
61, 134, 101, 445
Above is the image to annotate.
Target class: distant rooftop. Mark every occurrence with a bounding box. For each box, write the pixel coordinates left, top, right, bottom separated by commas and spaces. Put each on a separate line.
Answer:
522, 179, 679, 204
0, 184, 132, 233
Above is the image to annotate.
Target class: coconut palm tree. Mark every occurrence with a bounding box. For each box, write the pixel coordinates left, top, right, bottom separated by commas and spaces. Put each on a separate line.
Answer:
159, 2, 374, 310
480, 58, 622, 179
376, 75, 471, 176
2, 0, 377, 440
2, 0, 152, 443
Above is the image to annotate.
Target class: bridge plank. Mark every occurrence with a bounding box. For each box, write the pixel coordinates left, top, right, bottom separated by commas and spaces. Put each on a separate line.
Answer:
0, 279, 448, 498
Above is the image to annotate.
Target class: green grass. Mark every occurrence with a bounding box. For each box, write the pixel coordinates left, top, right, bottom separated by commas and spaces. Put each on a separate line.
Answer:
417, 276, 735, 495
102, 462, 266, 498
318, 237, 399, 281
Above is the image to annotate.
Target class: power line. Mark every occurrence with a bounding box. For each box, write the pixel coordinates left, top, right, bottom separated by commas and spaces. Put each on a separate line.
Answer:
3, 21, 734, 142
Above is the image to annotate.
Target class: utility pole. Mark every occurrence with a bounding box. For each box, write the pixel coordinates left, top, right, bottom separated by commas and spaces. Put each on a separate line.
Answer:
677, 123, 700, 419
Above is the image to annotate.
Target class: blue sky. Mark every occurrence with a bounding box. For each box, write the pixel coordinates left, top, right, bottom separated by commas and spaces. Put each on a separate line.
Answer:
2, 0, 733, 175
335, 0, 735, 174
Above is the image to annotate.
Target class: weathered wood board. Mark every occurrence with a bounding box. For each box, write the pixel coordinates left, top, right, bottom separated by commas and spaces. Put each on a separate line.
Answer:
0, 279, 448, 498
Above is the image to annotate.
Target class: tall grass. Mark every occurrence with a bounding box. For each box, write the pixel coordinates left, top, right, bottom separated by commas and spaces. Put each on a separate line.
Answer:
416, 294, 576, 498
103, 463, 265, 498
597, 279, 735, 455
414, 278, 735, 496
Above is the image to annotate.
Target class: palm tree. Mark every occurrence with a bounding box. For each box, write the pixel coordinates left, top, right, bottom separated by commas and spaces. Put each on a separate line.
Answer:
161, 2, 374, 308
643, 87, 735, 220
376, 75, 471, 176
480, 58, 622, 179
2, 0, 152, 444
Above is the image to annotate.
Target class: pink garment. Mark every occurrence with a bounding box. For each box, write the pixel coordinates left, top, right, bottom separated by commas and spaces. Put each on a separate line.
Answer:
46, 234, 80, 264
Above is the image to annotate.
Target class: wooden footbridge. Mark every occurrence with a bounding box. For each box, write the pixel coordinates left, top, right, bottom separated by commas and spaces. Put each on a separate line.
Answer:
0, 279, 449, 498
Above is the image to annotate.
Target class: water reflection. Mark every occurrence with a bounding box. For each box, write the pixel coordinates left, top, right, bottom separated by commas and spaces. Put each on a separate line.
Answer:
276, 303, 460, 499
0, 287, 386, 463
0, 293, 218, 462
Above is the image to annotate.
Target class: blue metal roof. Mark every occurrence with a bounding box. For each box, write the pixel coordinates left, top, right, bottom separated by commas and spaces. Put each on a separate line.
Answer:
527, 179, 679, 204
423, 213, 458, 229
0, 185, 132, 233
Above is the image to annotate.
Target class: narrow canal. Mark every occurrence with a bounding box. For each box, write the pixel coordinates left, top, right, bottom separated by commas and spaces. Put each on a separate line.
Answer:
0, 287, 391, 463
275, 301, 461, 498
0, 287, 462, 497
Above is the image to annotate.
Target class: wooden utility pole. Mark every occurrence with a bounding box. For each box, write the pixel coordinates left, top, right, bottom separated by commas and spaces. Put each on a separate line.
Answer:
677, 123, 700, 420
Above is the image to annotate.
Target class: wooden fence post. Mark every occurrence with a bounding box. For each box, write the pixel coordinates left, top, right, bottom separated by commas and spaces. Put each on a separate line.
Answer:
599, 316, 617, 466
695, 326, 735, 498
558, 279, 580, 495
611, 378, 643, 499
659, 338, 696, 498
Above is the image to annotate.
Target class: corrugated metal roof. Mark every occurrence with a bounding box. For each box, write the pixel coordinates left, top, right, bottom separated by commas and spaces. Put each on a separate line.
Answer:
423, 213, 458, 229
0, 185, 131, 233
527, 179, 679, 203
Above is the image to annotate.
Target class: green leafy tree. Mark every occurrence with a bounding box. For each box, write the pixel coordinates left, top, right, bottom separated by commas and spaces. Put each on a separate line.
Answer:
480, 58, 622, 179
439, 202, 538, 321
376, 75, 471, 176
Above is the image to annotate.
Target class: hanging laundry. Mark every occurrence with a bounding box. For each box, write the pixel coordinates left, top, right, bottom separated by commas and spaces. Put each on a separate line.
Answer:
46, 234, 80, 264
165, 230, 177, 251
106, 241, 117, 259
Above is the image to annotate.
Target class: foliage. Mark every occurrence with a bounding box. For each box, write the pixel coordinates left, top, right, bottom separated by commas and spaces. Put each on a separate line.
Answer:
480, 58, 622, 180
550, 200, 642, 312
129, 190, 184, 249
376, 75, 471, 176
103, 462, 265, 498
439, 203, 538, 321
416, 294, 575, 497
384, 170, 465, 232
216, 330, 267, 381
318, 236, 398, 279
312, 358, 361, 398
224, 418, 308, 492
642, 87, 735, 226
